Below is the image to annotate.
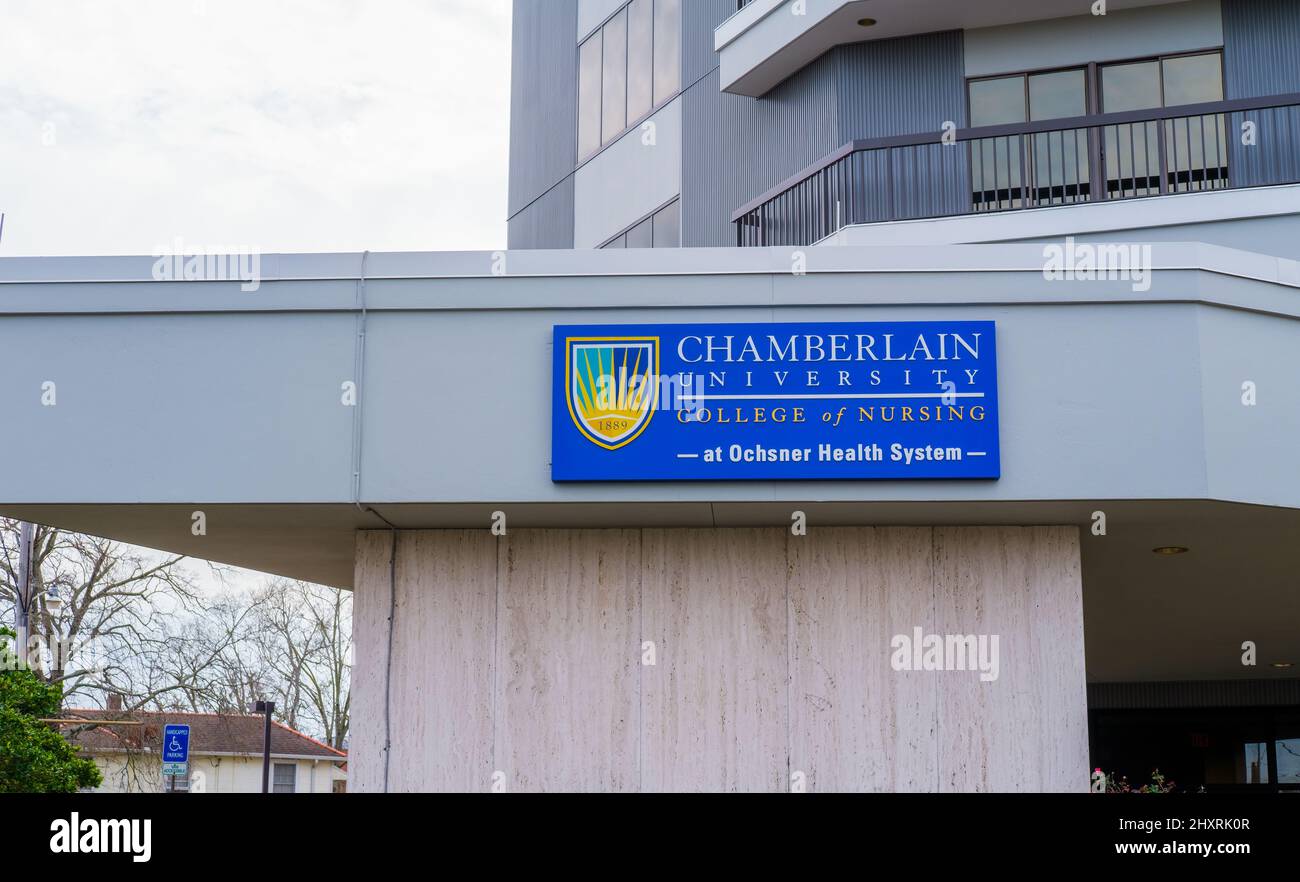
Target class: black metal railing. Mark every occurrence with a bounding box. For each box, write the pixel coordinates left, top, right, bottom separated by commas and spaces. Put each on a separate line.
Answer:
733, 93, 1300, 247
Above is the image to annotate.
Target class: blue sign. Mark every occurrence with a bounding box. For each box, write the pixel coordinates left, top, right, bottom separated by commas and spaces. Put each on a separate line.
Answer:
162, 724, 190, 773
552, 321, 1000, 481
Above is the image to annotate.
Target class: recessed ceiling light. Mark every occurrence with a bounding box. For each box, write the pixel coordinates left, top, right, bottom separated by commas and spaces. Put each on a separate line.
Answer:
1152, 546, 1189, 555
1272, 662, 1294, 669
857, 18, 878, 27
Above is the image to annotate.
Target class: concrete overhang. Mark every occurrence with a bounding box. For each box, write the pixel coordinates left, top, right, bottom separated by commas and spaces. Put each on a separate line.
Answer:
3, 242, 1298, 682
716, 0, 1189, 96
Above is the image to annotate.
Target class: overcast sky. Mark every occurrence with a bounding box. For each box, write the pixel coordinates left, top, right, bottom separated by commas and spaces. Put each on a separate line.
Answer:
0, 0, 513, 596
0, 0, 512, 256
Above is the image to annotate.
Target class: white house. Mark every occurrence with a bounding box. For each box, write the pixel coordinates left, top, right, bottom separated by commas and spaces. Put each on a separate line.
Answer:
62, 706, 347, 794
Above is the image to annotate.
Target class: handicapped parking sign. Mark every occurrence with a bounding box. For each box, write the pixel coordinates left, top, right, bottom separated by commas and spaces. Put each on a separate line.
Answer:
162, 723, 190, 777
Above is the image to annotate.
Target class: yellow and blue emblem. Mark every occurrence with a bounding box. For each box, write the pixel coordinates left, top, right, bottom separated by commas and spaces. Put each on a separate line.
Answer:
565, 336, 660, 450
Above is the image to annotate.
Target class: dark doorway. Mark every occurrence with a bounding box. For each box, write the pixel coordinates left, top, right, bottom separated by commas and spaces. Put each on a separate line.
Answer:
1089, 705, 1300, 793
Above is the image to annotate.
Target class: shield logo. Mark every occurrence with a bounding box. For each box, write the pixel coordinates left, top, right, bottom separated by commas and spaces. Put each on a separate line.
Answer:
565, 336, 659, 450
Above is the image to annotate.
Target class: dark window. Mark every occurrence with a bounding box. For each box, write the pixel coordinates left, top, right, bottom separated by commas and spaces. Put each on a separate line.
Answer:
599, 198, 680, 249
578, 35, 603, 160
1029, 69, 1086, 121
968, 53, 1226, 208
969, 75, 1030, 210
1245, 741, 1271, 783
1090, 705, 1300, 793
653, 0, 681, 105
1027, 70, 1089, 203
970, 69, 1087, 127
627, 0, 654, 124
1279, 738, 1300, 784
1100, 51, 1226, 196
1162, 53, 1223, 105
1101, 60, 1162, 112
1100, 62, 1163, 196
625, 217, 653, 249
578, 0, 681, 161
273, 763, 296, 793
652, 199, 680, 247
601, 9, 628, 144
969, 75, 1025, 127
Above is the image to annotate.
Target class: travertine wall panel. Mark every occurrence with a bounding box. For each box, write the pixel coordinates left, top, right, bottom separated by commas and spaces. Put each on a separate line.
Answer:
351, 526, 1086, 793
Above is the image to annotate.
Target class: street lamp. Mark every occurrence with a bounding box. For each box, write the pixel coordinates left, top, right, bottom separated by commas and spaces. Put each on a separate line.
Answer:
251, 700, 276, 793
45, 583, 63, 614
44, 582, 66, 681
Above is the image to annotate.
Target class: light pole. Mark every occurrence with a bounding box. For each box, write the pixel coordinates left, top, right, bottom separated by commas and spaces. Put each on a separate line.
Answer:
13, 522, 34, 670
252, 700, 275, 793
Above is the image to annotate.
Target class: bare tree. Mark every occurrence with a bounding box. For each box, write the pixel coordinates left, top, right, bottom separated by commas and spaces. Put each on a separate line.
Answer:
1, 520, 351, 747
0, 520, 202, 709
134, 577, 352, 747
248, 579, 351, 749
134, 593, 269, 715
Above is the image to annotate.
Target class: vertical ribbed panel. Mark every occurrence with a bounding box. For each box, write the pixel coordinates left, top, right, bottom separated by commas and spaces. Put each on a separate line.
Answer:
1222, 0, 1300, 96
681, 0, 743, 246
683, 60, 842, 247
681, 71, 726, 246
1222, 0, 1300, 188
683, 0, 733, 86
835, 31, 966, 138
507, 177, 576, 250
836, 31, 968, 222
681, 25, 967, 246
507, 0, 579, 222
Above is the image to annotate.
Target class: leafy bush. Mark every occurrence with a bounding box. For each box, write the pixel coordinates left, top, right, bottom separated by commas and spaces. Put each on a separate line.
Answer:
1104, 768, 1177, 794
0, 628, 102, 793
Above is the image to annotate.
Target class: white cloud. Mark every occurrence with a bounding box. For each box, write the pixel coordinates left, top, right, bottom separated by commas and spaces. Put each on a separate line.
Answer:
0, 0, 512, 255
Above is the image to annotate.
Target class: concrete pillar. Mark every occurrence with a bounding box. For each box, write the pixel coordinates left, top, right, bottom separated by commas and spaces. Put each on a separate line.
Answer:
350, 526, 1087, 793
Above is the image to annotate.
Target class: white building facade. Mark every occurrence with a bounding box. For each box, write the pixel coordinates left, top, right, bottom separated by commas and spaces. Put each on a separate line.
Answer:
2, 0, 1298, 792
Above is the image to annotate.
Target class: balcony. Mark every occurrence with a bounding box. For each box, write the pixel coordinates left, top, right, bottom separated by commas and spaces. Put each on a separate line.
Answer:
715, 0, 1185, 96
732, 93, 1300, 247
